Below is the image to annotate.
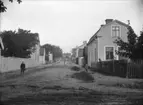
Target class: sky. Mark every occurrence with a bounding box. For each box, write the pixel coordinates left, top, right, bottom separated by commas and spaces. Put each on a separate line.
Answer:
1, 0, 143, 53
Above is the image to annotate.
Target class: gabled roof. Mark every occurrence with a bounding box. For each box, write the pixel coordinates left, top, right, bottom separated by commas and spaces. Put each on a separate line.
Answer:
0, 37, 4, 50
104, 19, 129, 28
77, 44, 86, 49
87, 19, 129, 45
87, 27, 101, 45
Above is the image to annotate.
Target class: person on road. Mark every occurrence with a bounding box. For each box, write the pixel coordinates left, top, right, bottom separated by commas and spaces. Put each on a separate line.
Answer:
85, 64, 88, 72
20, 61, 26, 74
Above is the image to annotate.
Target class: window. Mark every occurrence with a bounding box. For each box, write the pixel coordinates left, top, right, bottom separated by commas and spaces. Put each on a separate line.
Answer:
112, 26, 120, 37
105, 47, 114, 60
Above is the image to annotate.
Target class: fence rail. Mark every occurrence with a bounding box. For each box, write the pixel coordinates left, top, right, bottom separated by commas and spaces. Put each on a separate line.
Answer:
91, 60, 143, 78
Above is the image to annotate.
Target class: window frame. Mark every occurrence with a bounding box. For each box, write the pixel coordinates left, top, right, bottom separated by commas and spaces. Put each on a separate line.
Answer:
111, 25, 121, 37
104, 45, 115, 60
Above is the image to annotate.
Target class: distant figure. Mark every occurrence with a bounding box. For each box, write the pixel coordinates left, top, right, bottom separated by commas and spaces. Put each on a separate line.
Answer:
99, 58, 102, 68
20, 61, 26, 74
85, 64, 88, 72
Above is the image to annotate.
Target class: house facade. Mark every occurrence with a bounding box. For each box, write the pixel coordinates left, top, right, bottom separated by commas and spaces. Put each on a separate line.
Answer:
73, 41, 87, 66
87, 19, 129, 67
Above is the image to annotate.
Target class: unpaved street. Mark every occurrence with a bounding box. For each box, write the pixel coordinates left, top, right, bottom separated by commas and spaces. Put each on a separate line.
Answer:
0, 61, 143, 105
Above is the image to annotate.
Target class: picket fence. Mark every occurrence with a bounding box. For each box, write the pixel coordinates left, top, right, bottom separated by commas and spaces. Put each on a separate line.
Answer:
126, 60, 143, 78
91, 60, 143, 78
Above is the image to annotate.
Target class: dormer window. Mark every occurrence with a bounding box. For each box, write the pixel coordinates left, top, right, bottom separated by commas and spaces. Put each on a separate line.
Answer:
111, 25, 120, 37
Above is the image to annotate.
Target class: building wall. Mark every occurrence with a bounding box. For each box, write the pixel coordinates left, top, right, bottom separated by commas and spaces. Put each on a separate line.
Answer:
0, 57, 41, 73
31, 43, 40, 62
87, 39, 98, 67
78, 49, 84, 57
39, 56, 45, 64
49, 53, 53, 62
39, 48, 46, 64
98, 21, 128, 61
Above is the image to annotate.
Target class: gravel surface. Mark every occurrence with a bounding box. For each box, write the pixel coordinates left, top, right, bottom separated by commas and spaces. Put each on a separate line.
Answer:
0, 61, 143, 105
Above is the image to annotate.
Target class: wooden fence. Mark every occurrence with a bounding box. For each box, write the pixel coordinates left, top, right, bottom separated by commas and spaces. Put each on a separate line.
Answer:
91, 60, 143, 78
126, 60, 143, 78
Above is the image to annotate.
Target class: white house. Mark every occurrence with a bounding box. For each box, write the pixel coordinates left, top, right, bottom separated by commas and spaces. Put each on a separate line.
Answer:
87, 19, 129, 67
48, 52, 53, 63
74, 41, 87, 66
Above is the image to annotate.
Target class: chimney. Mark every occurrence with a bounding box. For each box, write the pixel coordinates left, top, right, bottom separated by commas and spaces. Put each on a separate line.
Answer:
105, 19, 113, 24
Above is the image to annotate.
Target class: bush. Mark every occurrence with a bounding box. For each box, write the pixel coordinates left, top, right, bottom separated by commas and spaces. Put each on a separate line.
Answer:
70, 66, 80, 71
71, 71, 94, 82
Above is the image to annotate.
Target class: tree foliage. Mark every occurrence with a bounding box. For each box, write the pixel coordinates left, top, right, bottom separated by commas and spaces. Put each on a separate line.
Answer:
42, 44, 63, 61
0, 0, 22, 13
114, 26, 143, 60
0, 28, 40, 58
136, 31, 143, 59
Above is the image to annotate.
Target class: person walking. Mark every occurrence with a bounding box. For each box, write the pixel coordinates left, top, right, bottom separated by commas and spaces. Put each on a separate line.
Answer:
20, 61, 26, 74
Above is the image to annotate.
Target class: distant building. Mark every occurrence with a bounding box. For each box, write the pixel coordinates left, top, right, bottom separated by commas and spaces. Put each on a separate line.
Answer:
71, 48, 76, 58
76, 41, 87, 58
31, 35, 40, 62
49, 52, 53, 63
39, 47, 46, 64
63, 53, 71, 59
72, 41, 87, 66
87, 19, 129, 67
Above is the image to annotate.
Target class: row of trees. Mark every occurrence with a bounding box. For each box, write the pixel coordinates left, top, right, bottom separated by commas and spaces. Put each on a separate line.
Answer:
114, 26, 143, 61
42, 44, 63, 61
0, 28, 40, 58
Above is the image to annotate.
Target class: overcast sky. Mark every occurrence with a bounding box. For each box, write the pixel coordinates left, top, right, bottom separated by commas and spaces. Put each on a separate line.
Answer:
1, 0, 143, 53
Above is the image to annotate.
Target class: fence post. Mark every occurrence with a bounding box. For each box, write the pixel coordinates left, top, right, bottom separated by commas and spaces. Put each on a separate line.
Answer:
126, 61, 129, 78
113, 56, 116, 73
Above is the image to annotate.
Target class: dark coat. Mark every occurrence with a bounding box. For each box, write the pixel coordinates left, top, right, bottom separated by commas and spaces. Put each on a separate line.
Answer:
20, 63, 25, 70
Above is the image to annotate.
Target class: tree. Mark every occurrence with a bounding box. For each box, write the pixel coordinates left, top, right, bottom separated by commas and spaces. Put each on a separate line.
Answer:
114, 26, 138, 60
42, 44, 63, 61
136, 31, 143, 59
0, 28, 40, 58
0, 0, 22, 13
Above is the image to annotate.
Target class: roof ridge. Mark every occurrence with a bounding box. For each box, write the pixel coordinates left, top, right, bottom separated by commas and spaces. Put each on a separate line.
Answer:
87, 27, 101, 45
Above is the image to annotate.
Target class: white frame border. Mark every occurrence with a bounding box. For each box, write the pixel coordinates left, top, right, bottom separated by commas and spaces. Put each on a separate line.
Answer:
104, 45, 115, 61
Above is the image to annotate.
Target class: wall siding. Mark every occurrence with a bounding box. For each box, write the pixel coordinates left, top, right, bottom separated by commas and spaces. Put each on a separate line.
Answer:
87, 40, 98, 67
98, 21, 128, 61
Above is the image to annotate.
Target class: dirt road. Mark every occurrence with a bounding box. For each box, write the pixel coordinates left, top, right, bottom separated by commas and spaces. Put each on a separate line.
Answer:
0, 61, 143, 105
